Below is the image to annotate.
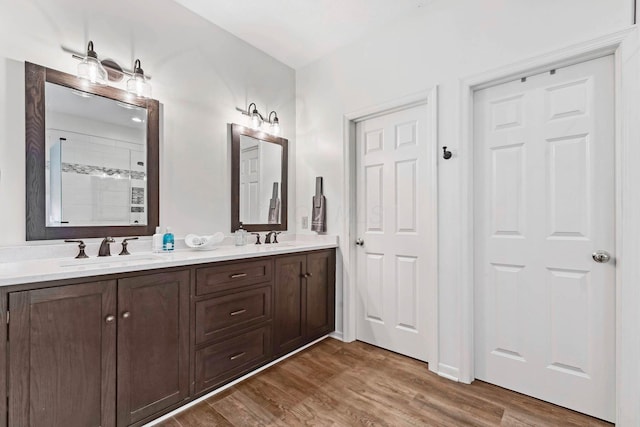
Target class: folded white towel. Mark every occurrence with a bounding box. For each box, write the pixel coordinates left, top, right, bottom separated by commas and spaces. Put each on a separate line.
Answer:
185, 232, 225, 249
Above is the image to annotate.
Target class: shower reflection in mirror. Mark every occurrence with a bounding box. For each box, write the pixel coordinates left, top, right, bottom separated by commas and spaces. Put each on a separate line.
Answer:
45, 82, 148, 227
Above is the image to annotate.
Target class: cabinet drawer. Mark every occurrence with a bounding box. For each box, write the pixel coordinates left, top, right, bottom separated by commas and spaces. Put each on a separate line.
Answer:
196, 259, 272, 295
194, 325, 271, 393
195, 285, 272, 345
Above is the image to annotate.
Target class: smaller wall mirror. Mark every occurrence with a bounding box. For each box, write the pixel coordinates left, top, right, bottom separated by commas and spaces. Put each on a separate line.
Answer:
231, 124, 288, 232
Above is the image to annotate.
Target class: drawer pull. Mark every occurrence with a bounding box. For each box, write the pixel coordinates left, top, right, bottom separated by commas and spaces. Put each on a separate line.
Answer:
230, 309, 247, 316
229, 352, 246, 361
230, 273, 248, 279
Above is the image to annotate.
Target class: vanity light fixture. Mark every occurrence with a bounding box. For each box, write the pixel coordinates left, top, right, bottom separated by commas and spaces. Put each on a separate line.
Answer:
71, 42, 152, 96
126, 59, 151, 98
236, 103, 282, 135
77, 41, 108, 84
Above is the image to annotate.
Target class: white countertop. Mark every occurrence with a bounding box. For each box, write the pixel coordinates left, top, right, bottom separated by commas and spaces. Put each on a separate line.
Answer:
0, 238, 338, 287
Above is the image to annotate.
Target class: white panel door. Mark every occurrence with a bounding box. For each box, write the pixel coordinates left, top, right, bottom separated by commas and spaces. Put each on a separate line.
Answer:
356, 104, 430, 362
240, 145, 260, 223
474, 56, 615, 421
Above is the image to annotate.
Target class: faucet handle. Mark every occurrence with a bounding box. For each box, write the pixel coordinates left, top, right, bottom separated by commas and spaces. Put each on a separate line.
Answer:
251, 232, 262, 245
65, 239, 89, 259
273, 232, 281, 244
119, 237, 139, 256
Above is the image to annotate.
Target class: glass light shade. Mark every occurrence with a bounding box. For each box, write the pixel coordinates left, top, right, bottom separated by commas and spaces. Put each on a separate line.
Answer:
127, 74, 151, 98
77, 56, 107, 84
270, 120, 280, 135
251, 112, 262, 129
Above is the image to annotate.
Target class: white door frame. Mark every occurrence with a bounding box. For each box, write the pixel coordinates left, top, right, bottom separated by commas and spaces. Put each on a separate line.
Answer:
458, 27, 637, 422
342, 87, 439, 371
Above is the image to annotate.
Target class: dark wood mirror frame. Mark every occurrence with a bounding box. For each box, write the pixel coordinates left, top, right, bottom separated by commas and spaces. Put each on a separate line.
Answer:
25, 62, 160, 240
230, 123, 288, 232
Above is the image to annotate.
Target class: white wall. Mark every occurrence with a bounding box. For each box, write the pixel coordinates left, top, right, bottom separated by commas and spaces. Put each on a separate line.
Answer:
295, 0, 632, 377
0, 0, 296, 245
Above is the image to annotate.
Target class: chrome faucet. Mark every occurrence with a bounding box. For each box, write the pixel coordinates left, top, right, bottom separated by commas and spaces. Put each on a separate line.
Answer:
98, 237, 116, 257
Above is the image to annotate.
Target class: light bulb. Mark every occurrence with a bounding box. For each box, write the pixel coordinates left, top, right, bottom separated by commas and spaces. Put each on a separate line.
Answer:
77, 57, 107, 84
127, 74, 151, 98
271, 120, 280, 135
251, 112, 262, 129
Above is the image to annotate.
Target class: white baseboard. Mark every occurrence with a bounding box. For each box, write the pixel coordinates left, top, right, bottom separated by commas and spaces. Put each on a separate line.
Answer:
144, 335, 330, 426
437, 363, 460, 382
329, 330, 344, 341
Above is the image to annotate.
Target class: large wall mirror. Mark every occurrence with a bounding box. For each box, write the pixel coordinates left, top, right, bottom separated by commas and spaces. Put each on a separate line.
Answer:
231, 124, 288, 232
25, 62, 159, 240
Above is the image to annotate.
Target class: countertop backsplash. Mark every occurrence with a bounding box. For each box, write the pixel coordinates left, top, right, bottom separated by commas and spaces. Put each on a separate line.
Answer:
0, 232, 338, 264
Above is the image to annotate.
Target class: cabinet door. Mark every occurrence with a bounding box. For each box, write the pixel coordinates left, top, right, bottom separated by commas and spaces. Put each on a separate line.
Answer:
305, 250, 336, 340
8, 280, 117, 427
117, 270, 190, 426
274, 254, 306, 355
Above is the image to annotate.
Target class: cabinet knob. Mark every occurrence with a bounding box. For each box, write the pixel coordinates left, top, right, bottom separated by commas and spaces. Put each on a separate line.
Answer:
122, 311, 131, 319
105, 315, 115, 324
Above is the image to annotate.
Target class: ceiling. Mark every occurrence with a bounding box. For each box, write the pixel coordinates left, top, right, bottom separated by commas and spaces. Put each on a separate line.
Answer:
46, 82, 147, 133
172, 0, 431, 69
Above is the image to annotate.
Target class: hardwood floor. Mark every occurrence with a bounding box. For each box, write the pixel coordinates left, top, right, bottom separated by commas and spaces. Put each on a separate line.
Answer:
157, 338, 612, 427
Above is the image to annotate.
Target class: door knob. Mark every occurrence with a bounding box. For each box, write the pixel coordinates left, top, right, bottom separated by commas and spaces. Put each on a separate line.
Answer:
592, 250, 611, 263
105, 315, 115, 324
355, 239, 364, 246
122, 311, 131, 319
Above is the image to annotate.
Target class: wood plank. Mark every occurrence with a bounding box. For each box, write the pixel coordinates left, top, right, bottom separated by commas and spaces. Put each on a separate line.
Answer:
159, 338, 612, 427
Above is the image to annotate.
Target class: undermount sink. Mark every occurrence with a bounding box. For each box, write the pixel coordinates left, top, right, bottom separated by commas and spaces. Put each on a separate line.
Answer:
259, 242, 296, 248
0, 263, 22, 276
58, 254, 162, 268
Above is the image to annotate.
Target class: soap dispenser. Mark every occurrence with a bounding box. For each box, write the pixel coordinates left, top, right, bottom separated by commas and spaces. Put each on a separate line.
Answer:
235, 223, 247, 246
163, 227, 175, 251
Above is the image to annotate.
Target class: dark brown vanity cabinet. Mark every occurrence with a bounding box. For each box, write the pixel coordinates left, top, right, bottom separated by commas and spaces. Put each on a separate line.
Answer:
2, 249, 335, 427
6, 270, 190, 427
274, 249, 335, 356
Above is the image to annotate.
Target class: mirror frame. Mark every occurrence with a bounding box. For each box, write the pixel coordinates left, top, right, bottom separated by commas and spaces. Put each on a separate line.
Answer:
230, 123, 288, 232
25, 62, 160, 240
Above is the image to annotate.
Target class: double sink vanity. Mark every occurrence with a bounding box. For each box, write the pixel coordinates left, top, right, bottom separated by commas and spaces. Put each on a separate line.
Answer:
0, 61, 336, 427
0, 239, 336, 427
